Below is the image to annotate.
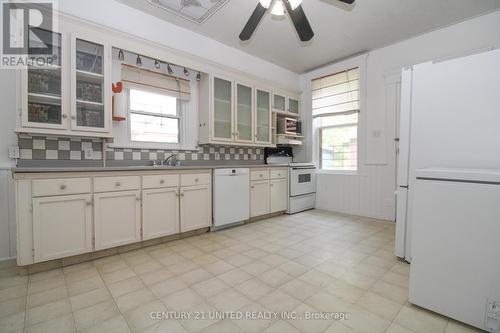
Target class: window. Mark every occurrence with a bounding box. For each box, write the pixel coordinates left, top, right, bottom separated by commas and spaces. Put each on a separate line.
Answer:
312, 67, 359, 171
129, 88, 179, 143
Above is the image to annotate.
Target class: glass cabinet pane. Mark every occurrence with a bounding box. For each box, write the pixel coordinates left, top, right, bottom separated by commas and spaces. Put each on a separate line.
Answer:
213, 77, 232, 139
236, 84, 252, 141
27, 30, 62, 125
288, 98, 299, 114
75, 39, 105, 128
273, 94, 286, 112
256, 90, 270, 142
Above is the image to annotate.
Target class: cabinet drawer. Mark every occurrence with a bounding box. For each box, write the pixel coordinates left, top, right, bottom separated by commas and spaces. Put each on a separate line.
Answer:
32, 178, 91, 197
270, 168, 288, 179
94, 176, 140, 193
181, 173, 211, 187
142, 174, 179, 189
251, 169, 269, 181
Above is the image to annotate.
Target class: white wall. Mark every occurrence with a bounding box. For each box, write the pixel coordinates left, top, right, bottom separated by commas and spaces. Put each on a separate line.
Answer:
302, 10, 500, 221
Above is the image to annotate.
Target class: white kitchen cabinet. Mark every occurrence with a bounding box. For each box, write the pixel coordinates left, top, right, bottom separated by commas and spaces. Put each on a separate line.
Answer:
287, 97, 300, 115
213, 76, 234, 142
142, 187, 179, 240
250, 180, 270, 217
270, 178, 288, 213
180, 184, 211, 232
273, 93, 286, 113
235, 83, 254, 143
255, 89, 272, 144
18, 29, 112, 137
32, 194, 93, 262
94, 190, 141, 250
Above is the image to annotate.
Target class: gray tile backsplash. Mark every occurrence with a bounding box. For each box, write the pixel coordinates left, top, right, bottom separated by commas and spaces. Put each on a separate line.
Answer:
17, 134, 264, 165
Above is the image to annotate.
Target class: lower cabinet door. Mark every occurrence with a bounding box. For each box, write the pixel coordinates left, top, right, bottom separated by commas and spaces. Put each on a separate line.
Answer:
250, 180, 270, 217
32, 194, 93, 262
180, 185, 211, 232
270, 178, 287, 213
142, 187, 179, 240
94, 190, 141, 250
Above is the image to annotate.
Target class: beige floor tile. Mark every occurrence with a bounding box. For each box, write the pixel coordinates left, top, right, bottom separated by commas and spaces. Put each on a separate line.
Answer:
206, 288, 250, 312
124, 300, 167, 332
138, 319, 187, 333
234, 277, 273, 301
116, 288, 156, 313
64, 267, 100, 284
395, 305, 448, 333
342, 305, 391, 333
168, 260, 199, 275
224, 254, 254, 267
132, 261, 163, 275
26, 299, 71, 327
370, 280, 408, 304
25, 314, 75, 333
29, 269, 63, 283
445, 320, 482, 333
240, 261, 272, 276
192, 277, 229, 298
107, 276, 145, 298
27, 285, 68, 308
67, 276, 105, 297
0, 311, 25, 333
96, 259, 129, 275
101, 267, 136, 285
280, 278, 320, 301
70, 287, 111, 311
73, 300, 119, 331
0, 296, 25, 319
244, 248, 269, 259
259, 290, 301, 312
217, 268, 253, 287
355, 292, 403, 321
178, 268, 213, 286
385, 323, 417, 333
264, 320, 302, 333
150, 277, 187, 298
198, 320, 244, 333
202, 260, 235, 275
381, 271, 410, 289
0, 275, 28, 291
80, 315, 131, 333
139, 268, 173, 286
261, 254, 288, 267
0, 284, 27, 302
289, 303, 335, 333
233, 302, 273, 332
324, 322, 360, 333
298, 269, 334, 288
161, 288, 204, 311
305, 291, 351, 313
277, 261, 310, 277
179, 302, 219, 333
156, 253, 185, 266
325, 280, 365, 303
259, 268, 293, 288
28, 275, 65, 295
191, 254, 219, 266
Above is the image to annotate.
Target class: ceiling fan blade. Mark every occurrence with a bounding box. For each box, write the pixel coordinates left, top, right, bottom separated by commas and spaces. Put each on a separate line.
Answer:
284, 2, 314, 42
338, 0, 355, 4
239, 3, 267, 41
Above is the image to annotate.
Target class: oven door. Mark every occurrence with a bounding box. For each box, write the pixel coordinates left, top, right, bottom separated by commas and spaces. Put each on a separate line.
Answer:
290, 167, 316, 196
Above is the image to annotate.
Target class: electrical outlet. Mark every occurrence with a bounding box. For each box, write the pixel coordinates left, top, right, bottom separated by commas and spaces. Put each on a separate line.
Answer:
84, 149, 94, 160
485, 299, 500, 333
9, 146, 20, 159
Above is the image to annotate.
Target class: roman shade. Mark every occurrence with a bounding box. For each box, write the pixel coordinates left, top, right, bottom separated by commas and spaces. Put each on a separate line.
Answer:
121, 64, 191, 100
312, 67, 359, 118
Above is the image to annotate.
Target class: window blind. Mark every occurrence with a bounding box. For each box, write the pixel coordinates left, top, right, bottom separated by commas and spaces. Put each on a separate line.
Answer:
121, 64, 191, 100
312, 67, 359, 118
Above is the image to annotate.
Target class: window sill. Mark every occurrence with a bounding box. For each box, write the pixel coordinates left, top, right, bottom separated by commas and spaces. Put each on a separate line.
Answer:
316, 169, 360, 176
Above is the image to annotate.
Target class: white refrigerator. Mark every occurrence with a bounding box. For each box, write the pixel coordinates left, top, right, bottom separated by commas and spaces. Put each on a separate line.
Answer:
397, 48, 500, 331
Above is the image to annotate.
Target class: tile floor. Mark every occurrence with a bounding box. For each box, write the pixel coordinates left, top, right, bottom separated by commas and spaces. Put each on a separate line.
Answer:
0, 210, 482, 333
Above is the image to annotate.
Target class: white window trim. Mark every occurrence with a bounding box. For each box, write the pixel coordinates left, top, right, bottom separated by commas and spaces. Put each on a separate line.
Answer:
127, 86, 181, 145
304, 54, 367, 175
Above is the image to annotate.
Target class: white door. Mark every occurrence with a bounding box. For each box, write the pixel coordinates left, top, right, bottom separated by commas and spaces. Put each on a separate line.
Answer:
250, 180, 270, 217
32, 194, 92, 262
94, 190, 141, 250
142, 187, 179, 240
270, 179, 287, 213
180, 185, 211, 232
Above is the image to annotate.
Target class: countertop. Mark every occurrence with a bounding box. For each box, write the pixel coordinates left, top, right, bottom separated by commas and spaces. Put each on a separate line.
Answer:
11, 164, 290, 173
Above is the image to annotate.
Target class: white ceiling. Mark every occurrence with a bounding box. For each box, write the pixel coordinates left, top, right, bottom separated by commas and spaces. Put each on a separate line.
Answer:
117, 0, 500, 73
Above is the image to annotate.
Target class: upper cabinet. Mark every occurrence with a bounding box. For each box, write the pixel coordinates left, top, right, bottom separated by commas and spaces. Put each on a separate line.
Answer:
19, 29, 112, 137
199, 74, 272, 147
273, 93, 300, 117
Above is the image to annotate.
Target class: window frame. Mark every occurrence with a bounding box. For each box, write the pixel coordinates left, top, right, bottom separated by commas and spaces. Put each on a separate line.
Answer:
126, 85, 182, 145
318, 119, 358, 171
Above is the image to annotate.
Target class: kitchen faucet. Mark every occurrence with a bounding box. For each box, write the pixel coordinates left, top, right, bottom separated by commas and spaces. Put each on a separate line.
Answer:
163, 153, 178, 166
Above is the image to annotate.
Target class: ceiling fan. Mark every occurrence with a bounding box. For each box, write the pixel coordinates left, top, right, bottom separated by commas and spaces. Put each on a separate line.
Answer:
239, 0, 355, 42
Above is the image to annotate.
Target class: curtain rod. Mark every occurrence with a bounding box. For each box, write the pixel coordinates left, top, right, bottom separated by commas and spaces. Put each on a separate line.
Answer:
121, 63, 191, 83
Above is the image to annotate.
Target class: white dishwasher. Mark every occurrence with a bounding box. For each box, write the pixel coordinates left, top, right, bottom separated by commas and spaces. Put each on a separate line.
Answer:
213, 168, 250, 230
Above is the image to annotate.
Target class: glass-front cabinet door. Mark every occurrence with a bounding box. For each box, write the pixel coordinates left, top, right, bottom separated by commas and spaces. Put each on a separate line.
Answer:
235, 83, 253, 143
273, 93, 286, 113
71, 36, 109, 132
23, 29, 65, 129
288, 97, 300, 115
212, 76, 233, 141
255, 89, 271, 144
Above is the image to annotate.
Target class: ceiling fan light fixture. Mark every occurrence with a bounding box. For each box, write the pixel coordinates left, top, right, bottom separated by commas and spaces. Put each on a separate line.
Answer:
288, 0, 302, 10
270, 0, 285, 16
258, 0, 272, 8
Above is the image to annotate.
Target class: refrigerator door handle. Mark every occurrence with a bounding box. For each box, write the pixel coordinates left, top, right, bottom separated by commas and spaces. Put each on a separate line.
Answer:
400, 185, 409, 189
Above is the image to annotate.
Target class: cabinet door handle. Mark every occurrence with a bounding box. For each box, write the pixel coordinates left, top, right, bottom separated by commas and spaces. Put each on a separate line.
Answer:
195, 178, 199, 183
251, 185, 254, 189
71, 115, 76, 120
136, 196, 141, 201
181, 193, 185, 197
86, 200, 92, 206
270, 184, 274, 187
59, 184, 66, 190
115, 182, 121, 187
160, 180, 165, 184
61, 114, 68, 119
